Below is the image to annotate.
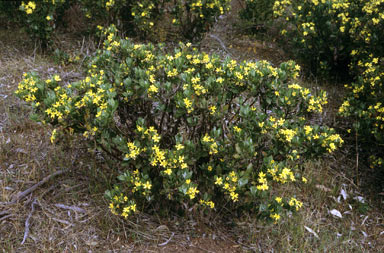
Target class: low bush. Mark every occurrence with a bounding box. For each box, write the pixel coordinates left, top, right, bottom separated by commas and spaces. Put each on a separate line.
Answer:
15, 25, 344, 222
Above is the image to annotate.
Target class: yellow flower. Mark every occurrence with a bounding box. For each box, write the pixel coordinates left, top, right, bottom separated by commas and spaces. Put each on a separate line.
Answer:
50, 129, 57, 144
209, 105, 216, 115
28, 1, 36, 10
230, 191, 238, 202
152, 134, 160, 143
54, 75, 61, 82
164, 168, 172, 175
270, 213, 281, 222
215, 177, 223, 185
143, 181, 152, 190
186, 186, 199, 199
233, 126, 241, 133
184, 98, 192, 108
46, 16, 52, 21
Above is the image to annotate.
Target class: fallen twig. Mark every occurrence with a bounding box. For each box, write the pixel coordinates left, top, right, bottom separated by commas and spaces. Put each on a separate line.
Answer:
209, 34, 233, 57
0, 210, 10, 216
51, 217, 73, 226
158, 232, 175, 246
21, 198, 37, 245
10, 169, 68, 204
0, 214, 14, 222
54, 204, 86, 213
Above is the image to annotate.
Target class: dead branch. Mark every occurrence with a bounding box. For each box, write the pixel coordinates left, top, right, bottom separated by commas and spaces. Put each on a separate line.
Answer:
21, 198, 38, 245
9, 169, 68, 204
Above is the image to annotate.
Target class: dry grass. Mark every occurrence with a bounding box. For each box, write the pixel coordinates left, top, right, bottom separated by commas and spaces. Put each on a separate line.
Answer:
0, 9, 383, 252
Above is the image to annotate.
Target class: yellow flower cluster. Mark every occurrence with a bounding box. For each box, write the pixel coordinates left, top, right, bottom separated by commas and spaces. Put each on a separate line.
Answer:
307, 91, 327, 113
135, 125, 188, 176
130, 1, 156, 30
199, 199, 215, 209
257, 171, 269, 191
215, 171, 239, 202
202, 133, 218, 155
105, 0, 115, 10
322, 132, 344, 153
126, 142, 142, 160
109, 193, 137, 218
45, 86, 72, 121
21, 1, 36, 15
270, 213, 281, 223
15, 73, 38, 102
341, 54, 384, 134
289, 197, 303, 211
266, 160, 295, 184
190, 0, 230, 16
186, 186, 199, 199
279, 128, 297, 143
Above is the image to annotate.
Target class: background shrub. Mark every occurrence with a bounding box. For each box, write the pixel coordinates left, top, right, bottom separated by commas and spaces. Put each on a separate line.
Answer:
170, 0, 231, 41
18, 0, 69, 47
269, 0, 384, 183
1, 0, 231, 46
272, 0, 355, 79
239, 0, 275, 33
15, 25, 343, 222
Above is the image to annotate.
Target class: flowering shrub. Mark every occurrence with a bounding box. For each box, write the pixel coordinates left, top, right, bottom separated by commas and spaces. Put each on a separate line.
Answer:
339, 54, 384, 171
170, 0, 231, 41
81, 0, 231, 41
272, 0, 384, 174
3, 0, 230, 45
272, 0, 384, 77
15, 26, 343, 222
272, 0, 357, 78
78, 0, 166, 36
18, 0, 67, 47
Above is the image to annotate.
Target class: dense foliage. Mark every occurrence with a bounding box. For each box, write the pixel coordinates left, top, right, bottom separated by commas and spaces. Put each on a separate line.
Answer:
15, 25, 343, 222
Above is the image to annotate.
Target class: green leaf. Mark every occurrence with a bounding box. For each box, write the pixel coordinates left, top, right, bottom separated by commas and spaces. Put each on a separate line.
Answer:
259, 203, 267, 212
30, 113, 40, 122
250, 186, 257, 196
238, 177, 248, 187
